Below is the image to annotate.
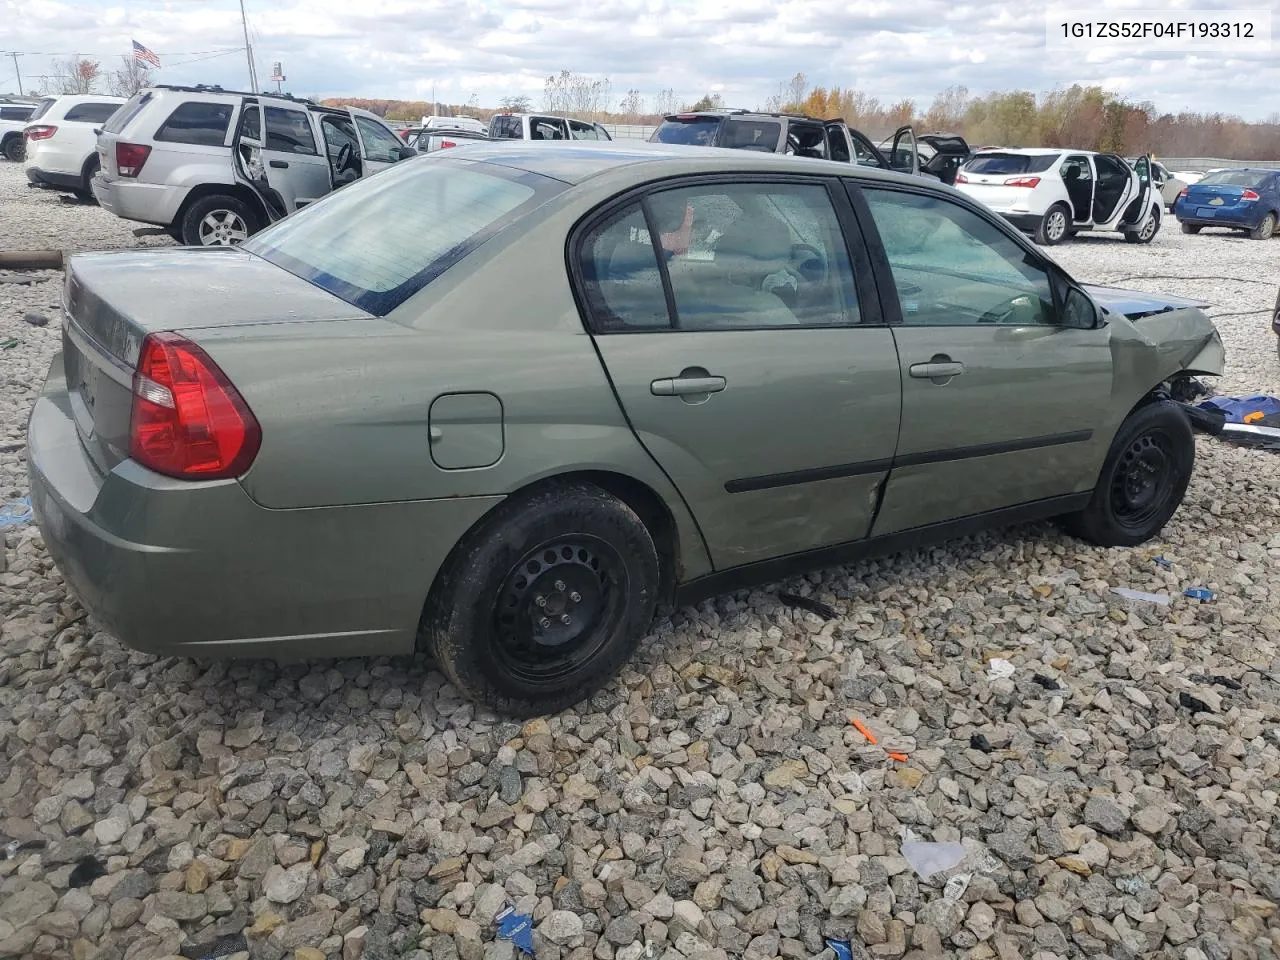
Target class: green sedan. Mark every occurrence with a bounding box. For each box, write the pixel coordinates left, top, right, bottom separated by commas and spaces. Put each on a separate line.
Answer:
28, 141, 1224, 715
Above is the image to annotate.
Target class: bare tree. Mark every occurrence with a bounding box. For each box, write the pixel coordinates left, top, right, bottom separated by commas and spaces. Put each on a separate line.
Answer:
500, 94, 532, 112
653, 88, 678, 116
49, 57, 101, 95
544, 70, 611, 118
107, 56, 152, 98
619, 89, 644, 120
785, 72, 807, 110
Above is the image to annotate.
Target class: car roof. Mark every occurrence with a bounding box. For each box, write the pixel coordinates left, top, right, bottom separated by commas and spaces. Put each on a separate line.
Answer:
662, 109, 826, 123
442, 139, 930, 187
45, 94, 126, 104
973, 147, 1066, 155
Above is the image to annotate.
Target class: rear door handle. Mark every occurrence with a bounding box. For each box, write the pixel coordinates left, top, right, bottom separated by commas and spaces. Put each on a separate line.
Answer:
651, 375, 727, 397
269, 160, 289, 169
909, 361, 965, 379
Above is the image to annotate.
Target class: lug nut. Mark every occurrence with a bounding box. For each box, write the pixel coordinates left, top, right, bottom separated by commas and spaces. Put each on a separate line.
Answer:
554, 580, 566, 592
560, 614, 572, 625
535, 596, 547, 607
539, 617, 551, 629
569, 592, 582, 603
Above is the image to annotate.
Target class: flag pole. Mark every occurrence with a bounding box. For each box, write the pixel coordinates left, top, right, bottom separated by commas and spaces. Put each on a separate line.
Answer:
238, 0, 258, 91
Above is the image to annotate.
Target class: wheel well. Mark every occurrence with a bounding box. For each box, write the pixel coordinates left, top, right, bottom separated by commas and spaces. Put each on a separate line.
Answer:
80, 153, 99, 189
172, 182, 266, 231
419, 471, 683, 643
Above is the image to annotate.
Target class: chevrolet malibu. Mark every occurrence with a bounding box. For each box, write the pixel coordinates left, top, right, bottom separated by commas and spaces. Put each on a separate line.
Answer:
28, 142, 1225, 715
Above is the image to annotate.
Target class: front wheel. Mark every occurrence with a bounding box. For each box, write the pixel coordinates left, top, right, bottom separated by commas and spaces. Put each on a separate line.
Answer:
1250, 212, 1276, 241
1125, 207, 1160, 244
180, 194, 260, 246
421, 482, 660, 716
1063, 400, 1194, 547
1034, 203, 1070, 245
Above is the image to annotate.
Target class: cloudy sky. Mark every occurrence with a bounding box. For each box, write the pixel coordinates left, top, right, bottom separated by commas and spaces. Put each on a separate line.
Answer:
2, 0, 1277, 121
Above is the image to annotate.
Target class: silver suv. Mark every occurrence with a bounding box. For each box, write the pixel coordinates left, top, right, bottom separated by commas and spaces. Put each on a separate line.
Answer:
93, 84, 413, 245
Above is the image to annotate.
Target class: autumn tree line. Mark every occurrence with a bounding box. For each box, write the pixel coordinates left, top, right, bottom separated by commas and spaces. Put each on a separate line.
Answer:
25, 58, 1277, 159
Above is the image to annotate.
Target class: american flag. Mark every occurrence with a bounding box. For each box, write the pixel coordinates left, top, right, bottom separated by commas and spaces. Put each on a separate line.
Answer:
132, 40, 160, 68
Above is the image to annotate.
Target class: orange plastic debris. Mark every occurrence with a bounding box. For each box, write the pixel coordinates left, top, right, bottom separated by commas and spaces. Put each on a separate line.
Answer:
886, 752, 910, 762
850, 718, 878, 745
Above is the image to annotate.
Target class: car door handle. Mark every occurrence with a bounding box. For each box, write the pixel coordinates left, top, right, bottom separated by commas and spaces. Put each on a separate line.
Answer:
909, 361, 965, 379
651, 375, 727, 397
269, 160, 289, 169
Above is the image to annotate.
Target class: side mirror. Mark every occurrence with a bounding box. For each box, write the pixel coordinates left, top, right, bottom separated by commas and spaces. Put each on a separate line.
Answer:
396, 145, 415, 161
1063, 287, 1102, 329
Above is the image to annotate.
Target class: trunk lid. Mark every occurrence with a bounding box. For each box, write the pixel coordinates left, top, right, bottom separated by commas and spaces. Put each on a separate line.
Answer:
61, 248, 371, 475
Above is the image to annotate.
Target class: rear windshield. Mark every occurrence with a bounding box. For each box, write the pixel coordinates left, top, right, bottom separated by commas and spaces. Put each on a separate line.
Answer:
102, 92, 151, 134
0, 106, 33, 121
29, 98, 56, 122
963, 153, 1058, 175
1197, 170, 1269, 188
243, 158, 564, 315
651, 117, 721, 146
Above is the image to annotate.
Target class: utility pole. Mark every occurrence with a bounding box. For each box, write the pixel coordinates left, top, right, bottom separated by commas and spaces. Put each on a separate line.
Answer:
10, 52, 22, 95
238, 0, 259, 91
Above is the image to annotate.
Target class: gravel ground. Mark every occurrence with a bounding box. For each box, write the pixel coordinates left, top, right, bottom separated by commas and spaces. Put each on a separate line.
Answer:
2, 160, 1279, 960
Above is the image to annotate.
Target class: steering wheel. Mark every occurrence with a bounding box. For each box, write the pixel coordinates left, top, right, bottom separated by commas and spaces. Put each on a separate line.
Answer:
336, 142, 354, 173
790, 242, 828, 284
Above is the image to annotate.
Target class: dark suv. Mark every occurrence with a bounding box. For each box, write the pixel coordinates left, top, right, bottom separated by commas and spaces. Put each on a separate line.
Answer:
650, 109, 895, 165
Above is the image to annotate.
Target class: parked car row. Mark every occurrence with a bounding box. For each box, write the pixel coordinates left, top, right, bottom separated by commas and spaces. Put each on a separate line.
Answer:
19, 94, 127, 199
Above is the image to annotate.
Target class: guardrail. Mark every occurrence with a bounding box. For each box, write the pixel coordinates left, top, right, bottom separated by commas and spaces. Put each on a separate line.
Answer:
1159, 157, 1280, 172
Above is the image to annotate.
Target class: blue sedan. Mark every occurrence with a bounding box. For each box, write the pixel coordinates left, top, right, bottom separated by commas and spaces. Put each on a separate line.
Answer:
1175, 168, 1280, 239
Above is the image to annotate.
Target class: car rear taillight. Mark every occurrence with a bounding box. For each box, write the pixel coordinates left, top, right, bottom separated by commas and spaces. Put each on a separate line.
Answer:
1241, 189, 1260, 201
1179, 187, 1188, 197
129, 332, 261, 480
1004, 176, 1040, 188
954, 172, 969, 184
115, 142, 152, 177
24, 125, 57, 141
441, 140, 456, 149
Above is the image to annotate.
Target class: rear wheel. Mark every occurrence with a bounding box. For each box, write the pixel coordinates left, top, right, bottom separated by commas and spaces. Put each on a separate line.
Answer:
421, 482, 660, 716
2, 135, 22, 163
1063, 400, 1194, 547
1034, 203, 1070, 245
180, 194, 260, 246
1181, 222, 1201, 235
74, 156, 100, 204
1125, 206, 1160, 244
1249, 212, 1276, 241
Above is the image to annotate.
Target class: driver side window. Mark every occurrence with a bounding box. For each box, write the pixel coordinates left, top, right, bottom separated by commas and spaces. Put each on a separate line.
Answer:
861, 187, 1057, 327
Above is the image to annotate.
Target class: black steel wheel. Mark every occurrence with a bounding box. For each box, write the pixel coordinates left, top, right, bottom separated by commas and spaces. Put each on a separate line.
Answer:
1063, 400, 1194, 547
422, 481, 660, 716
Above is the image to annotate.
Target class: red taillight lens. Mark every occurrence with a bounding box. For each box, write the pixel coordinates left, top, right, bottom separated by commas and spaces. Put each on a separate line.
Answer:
129, 332, 261, 480
954, 172, 969, 183
24, 125, 57, 141
1241, 189, 1260, 201
1178, 187, 1188, 197
441, 140, 456, 149
115, 142, 152, 178
1004, 176, 1041, 188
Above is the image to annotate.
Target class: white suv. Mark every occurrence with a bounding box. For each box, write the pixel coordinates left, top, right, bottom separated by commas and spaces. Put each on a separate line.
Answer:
488, 112, 612, 141
93, 84, 412, 245
1, 100, 39, 162
955, 148, 1161, 246
23, 95, 126, 199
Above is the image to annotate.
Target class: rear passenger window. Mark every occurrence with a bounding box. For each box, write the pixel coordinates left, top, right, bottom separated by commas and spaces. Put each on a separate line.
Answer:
579, 205, 671, 330
264, 106, 317, 155
63, 102, 122, 123
721, 120, 781, 152
0, 106, 33, 121
155, 102, 233, 146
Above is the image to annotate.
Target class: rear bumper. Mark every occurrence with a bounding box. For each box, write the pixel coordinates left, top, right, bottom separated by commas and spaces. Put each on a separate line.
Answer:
92, 175, 186, 228
26, 166, 82, 192
1173, 201, 1267, 229
1000, 213, 1043, 232
28, 353, 503, 660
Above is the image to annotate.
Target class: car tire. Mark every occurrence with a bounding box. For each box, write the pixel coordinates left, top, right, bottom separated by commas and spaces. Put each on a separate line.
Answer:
1125, 206, 1160, 244
75, 156, 100, 204
1034, 203, 1070, 245
1180, 222, 1201, 235
1, 135, 22, 163
1064, 400, 1194, 548
1249, 212, 1276, 241
180, 194, 260, 246
421, 481, 660, 716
